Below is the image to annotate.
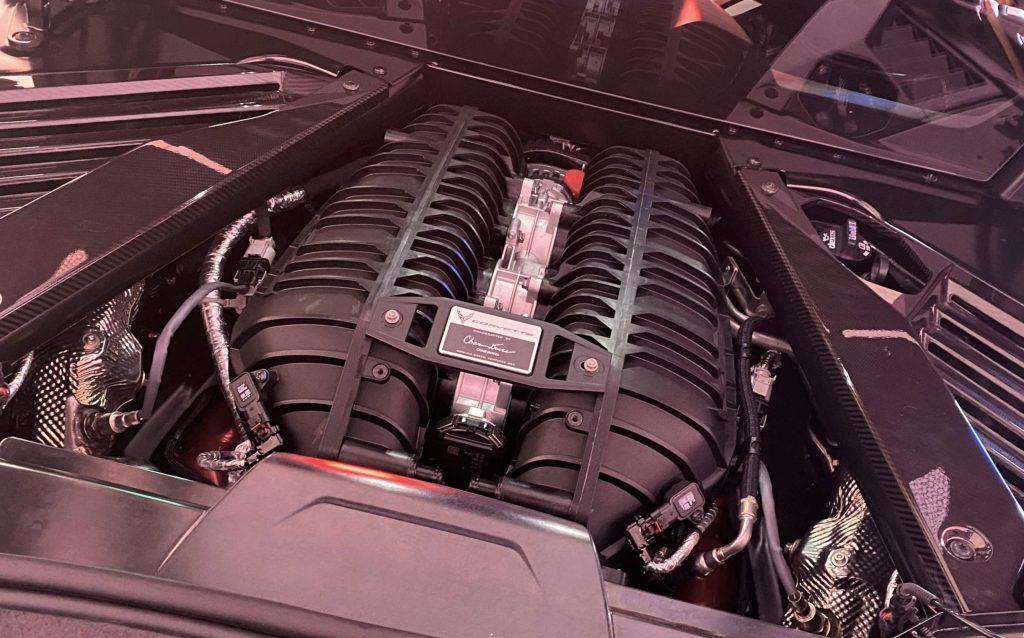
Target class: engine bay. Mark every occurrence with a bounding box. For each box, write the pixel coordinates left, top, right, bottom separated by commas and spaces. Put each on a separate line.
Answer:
0, 84, 1021, 636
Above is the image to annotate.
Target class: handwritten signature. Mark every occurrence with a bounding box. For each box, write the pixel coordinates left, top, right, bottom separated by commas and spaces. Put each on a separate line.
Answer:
464, 335, 516, 355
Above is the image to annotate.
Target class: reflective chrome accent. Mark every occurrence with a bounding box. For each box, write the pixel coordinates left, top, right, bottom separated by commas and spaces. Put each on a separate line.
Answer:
921, 280, 1024, 506
691, 496, 759, 576
447, 178, 569, 433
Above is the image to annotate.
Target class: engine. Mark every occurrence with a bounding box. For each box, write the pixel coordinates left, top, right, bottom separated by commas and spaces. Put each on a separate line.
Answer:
230, 106, 735, 547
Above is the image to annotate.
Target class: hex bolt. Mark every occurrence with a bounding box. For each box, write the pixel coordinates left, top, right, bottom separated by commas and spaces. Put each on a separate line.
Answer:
371, 364, 390, 380
746, 157, 762, 168
581, 357, 601, 374
383, 309, 402, 325
761, 182, 779, 196
342, 80, 360, 93
565, 411, 584, 427
373, 65, 387, 77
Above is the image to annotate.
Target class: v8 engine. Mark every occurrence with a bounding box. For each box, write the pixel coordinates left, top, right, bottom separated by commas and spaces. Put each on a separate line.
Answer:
231, 105, 735, 547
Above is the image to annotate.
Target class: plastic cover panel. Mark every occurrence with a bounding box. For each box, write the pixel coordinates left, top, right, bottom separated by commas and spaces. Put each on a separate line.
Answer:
157, 454, 612, 638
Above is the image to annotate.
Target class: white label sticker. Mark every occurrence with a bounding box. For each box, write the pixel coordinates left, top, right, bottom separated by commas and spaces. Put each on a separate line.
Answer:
439, 306, 542, 374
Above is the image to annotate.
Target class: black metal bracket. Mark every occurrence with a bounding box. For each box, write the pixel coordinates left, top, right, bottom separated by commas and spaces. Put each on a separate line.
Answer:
367, 297, 611, 392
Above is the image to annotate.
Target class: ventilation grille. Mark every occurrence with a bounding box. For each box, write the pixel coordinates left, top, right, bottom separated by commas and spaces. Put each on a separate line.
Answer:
923, 281, 1024, 506
600, 0, 750, 115
0, 67, 319, 219
868, 8, 995, 110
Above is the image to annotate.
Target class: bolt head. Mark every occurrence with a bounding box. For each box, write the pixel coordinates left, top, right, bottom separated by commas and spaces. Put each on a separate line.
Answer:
746, 157, 762, 168
565, 411, 584, 427
581, 357, 601, 374
373, 65, 387, 76
761, 182, 779, 196
371, 364, 390, 380
383, 309, 402, 325
10, 31, 36, 44
342, 80, 360, 93
829, 549, 849, 567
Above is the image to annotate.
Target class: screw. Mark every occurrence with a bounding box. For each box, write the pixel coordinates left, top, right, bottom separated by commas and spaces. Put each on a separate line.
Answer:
342, 80, 360, 93
10, 31, 36, 44
581, 357, 601, 374
761, 182, 779, 196
371, 364, 390, 380
383, 309, 402, 325
373, 65, 387, 77
253, 369, 270, 383
565, 411, 584, 427
746, 157, 762, 168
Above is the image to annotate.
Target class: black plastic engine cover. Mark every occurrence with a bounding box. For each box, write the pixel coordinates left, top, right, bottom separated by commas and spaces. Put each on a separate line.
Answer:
513, 148, 736, 548
231, 105, 521, 457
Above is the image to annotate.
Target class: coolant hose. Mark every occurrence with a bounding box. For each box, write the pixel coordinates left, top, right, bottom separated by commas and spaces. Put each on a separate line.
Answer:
141, 281, 247, 419
201, 213, 257, 410
759, 462, 797, 597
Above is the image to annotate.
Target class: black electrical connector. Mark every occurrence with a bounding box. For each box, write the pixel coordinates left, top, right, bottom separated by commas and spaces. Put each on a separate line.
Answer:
230, 369, 283, 459
626, 482, 705, 561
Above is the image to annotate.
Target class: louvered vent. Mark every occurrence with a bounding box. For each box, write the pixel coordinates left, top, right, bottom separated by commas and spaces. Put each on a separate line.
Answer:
0, 67, 322, 218
922, 281, 1024, 506
868, 8, 996, 110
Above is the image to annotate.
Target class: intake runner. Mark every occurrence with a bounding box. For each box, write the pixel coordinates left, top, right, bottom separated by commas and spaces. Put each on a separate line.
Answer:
231, 106, 521, 469
231, 111, 735, 548
512, 148, 736, 549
